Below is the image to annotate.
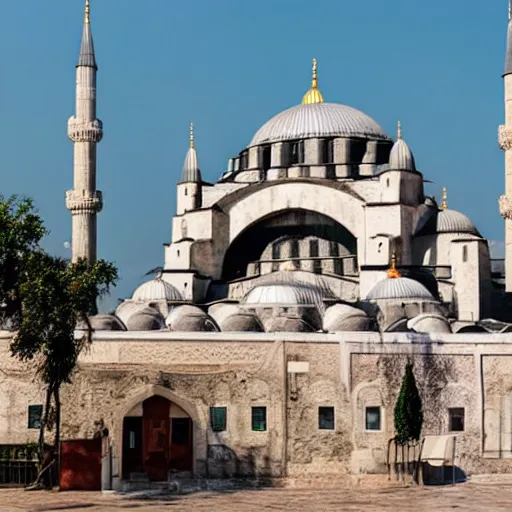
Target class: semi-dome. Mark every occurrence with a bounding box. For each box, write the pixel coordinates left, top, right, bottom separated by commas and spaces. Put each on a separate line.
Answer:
132, 278, 183, 302
249, 103, 390, 147
366, 277, 434, 301
89, 314, 126, 331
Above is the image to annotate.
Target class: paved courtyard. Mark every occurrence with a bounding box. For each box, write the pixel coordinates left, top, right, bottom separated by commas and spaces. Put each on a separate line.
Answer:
2, 480, 512, 512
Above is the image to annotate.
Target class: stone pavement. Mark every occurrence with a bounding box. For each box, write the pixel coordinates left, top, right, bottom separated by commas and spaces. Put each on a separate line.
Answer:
2, 480, 512, 512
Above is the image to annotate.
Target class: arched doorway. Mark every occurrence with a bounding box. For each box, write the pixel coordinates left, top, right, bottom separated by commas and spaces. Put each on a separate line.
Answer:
122, 395, 193, 481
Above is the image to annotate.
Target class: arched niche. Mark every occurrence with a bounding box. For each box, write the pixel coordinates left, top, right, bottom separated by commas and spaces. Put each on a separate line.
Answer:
222, 208, 357, 280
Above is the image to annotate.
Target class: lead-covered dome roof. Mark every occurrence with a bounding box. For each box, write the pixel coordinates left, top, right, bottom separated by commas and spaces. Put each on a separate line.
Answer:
366, 277, 434, 301
249, 103, 390, 147
132, 278, 183, 302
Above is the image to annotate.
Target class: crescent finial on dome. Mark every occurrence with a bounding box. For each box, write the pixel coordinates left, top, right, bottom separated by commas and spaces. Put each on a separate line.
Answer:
189, 121, 195, 149
302, 58, 324, 105
441, 187, 448, 210
387, 250, 401, 279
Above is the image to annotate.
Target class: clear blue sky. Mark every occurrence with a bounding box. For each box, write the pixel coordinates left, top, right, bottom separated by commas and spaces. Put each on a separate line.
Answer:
0, 0, 508, 311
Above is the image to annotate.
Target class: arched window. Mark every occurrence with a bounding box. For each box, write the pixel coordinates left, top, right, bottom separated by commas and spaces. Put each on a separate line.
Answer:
290, 141, 304, 166
462, 245, 468, 263
322, 139, 334, 164
240, 150, 249, 170
262, 145, 271, 172
290, 239, 299, 259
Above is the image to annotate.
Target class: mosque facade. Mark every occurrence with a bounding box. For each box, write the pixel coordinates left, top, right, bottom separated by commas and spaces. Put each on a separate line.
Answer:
3, 1, 512, 486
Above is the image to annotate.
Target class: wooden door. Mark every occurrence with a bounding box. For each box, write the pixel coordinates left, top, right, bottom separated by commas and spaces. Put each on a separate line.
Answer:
142, 396, 170, 481
170, 417, 193, 472
122, 417, 143, 478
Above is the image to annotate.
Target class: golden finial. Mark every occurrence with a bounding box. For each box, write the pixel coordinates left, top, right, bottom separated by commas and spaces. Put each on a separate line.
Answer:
84, 0, 90, 25
387, 250, 401, 279
397, 121, 403, 140
302, 58, 324, 105
312, 58, 318, 88
189, 122, 195, 149
441, 187, 448, 210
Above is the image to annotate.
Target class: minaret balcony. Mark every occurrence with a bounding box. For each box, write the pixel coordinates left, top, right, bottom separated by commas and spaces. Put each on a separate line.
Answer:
499, 125, 512, 151
67, 117, 103, 143
66, 190, 103, 214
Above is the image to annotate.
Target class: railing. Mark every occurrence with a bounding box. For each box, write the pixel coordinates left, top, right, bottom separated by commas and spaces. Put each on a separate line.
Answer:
0, 445, 38, 487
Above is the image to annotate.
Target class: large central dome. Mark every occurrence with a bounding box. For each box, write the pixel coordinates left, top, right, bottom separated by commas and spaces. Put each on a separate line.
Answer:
249, 103, 390, 147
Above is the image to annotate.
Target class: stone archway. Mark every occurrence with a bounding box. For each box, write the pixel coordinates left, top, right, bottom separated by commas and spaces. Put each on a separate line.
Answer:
114, 385, 205, 480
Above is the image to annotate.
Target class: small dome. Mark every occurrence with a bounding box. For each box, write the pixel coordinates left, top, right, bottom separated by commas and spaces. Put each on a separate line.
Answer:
407, 313, 451, 334
132, 278, 183, 302
165, 305, 218, 332
209, 304, 263, 332
414, 209, 479, 237
323, 304, 371, 332
89, 314, 126, 331
264, 314, 315, 333
366, 277, 434, 301
243, 283, 329, 309
124, 306, 165, 331
249, 103, 390, 147
389, 123, 416, 171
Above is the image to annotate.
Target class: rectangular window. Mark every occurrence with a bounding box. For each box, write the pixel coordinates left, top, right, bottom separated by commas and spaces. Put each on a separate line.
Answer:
365, 406, 381, 431
448, 408, 465, 432
210, 407, 227, 432
251, 406, 267, 432
318, 407, 335, 430
28, 405, 43, 430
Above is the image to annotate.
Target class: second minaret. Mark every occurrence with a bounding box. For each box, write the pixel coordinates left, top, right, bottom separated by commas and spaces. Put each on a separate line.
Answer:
66, 0, 103, 262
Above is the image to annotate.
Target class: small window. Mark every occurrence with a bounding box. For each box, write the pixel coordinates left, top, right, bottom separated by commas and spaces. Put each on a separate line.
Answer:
240, 150, 249, 170
290, 239, 300, 259
322, 139, 334, 164
28, 405, 43, 430
449, 408, 465, 432
185, 188, 188, 196
251, 407, 267, 432
210, 407, 227, 432
365, 406, 381, 431
290, 141, 304, 165
462, 245, 468, 263
318, 407, 335, 430
262, 145, 271, 172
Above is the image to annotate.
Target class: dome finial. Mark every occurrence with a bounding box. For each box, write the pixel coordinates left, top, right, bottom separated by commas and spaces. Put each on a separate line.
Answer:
189, 121, 195, 149
509, 0, 512, 21
441, 187, 448, 210
397, 120, 402, 140
302, 58, 324, 105
387, 250, 401, 279
84, 0, 90, 24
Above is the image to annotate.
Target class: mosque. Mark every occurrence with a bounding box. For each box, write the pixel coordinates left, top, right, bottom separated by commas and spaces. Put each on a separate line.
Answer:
3, 0, 512, 487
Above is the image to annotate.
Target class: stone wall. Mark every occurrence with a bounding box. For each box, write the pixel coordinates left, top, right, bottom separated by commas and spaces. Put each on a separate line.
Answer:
2, 331, 512, 479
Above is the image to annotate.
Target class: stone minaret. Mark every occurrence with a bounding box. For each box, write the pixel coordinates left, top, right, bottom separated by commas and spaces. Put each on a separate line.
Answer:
500, 0, 512, 292
66, 0, 103, 262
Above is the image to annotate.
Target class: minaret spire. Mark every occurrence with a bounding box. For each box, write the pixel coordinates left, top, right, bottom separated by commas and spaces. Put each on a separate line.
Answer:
66, 0, 103, 262
85, 0, 90, 24
181, 122, 201, 183
189, 122, 195, 149
397, 120, 403, 140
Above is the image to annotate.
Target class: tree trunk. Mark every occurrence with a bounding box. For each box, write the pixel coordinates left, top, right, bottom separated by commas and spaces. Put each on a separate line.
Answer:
38, 386, 52, 465
53, 386, 61, 487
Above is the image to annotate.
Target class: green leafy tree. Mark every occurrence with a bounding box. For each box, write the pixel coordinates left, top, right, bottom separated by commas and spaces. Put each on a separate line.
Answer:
0, 196, 46, 328
394, 363, 423, 445
0, 196, 118, 487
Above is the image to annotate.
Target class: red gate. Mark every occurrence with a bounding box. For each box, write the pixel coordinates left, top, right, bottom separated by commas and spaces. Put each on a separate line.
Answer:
60, 438, 102, 491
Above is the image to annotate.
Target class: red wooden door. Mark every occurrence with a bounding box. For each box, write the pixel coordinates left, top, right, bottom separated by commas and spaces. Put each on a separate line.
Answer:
170, 417, 193, 472
60, 438, 102, 491
142, 396, 170, 481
